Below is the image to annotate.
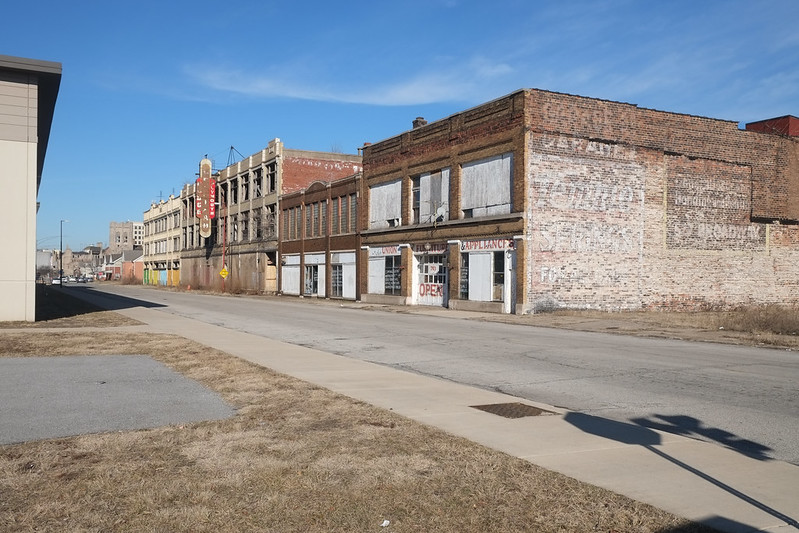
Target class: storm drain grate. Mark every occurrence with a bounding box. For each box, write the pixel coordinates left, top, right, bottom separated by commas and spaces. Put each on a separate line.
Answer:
470, 402, 554, 419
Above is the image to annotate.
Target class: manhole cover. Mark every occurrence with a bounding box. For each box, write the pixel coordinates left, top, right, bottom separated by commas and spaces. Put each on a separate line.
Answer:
470, 402, 554, 419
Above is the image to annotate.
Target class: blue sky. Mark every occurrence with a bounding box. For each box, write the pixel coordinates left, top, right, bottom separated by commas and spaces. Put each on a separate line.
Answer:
4, 0, 797, 251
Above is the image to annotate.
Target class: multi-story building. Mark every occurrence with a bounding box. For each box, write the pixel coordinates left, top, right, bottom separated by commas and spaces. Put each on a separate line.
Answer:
180, 138, 362, 292
108, 220, 144, 254
0, 55, 60, 321
279, 173, 360, 299
142, 195, 182, 286
358, 89, 799, 314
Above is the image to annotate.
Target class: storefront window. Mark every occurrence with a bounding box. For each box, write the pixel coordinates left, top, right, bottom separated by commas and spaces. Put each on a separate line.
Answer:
385, 256, 401, 295
493, 251, 505, 302
304, 265, 318, 295
331, 264, 343, 297
460, 253, 469, 299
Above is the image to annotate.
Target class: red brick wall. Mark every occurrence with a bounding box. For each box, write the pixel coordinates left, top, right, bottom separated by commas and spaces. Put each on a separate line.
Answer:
281, 156, 362, 194
746, 116, 799, 137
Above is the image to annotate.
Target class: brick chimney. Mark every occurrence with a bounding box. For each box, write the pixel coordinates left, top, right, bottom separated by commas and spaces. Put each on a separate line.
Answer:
412, 117, 428, 129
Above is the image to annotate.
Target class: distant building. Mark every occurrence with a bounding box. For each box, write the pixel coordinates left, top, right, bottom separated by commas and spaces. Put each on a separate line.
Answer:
108, 220, 144, 254
61, 244, 103, 277
36, 250, 57, 281
101, 249, 142, 281
0, 55, 61, 321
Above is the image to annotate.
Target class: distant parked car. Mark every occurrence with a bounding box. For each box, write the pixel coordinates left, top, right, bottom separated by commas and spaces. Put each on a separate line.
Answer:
51, 278, 61, 285
68, 276, 77, 283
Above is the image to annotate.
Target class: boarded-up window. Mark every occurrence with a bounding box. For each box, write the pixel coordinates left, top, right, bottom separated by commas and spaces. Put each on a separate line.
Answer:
368, 257, 385, 294
414, 169, 450, 224
369, 179, 402, 229
467, 252, 492, 301
461, 153, 513, 217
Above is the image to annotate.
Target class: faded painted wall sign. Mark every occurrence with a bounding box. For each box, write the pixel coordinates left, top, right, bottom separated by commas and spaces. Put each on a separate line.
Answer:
666, 161, 764, 250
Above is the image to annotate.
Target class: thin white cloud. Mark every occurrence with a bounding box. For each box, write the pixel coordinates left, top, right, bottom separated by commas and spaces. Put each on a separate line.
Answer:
185, 55, 515, 106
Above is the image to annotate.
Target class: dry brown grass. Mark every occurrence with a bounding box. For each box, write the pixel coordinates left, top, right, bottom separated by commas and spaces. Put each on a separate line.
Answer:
0, 308, 715, 531
480, 306, 799, 351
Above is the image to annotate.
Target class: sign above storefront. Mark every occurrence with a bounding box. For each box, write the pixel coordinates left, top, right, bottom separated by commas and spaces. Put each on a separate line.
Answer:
460, 238, 514, 252
368, 245, 401, 257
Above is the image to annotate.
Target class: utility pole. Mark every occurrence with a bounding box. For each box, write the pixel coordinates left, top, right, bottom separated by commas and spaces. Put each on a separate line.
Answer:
59, 219, 69, 282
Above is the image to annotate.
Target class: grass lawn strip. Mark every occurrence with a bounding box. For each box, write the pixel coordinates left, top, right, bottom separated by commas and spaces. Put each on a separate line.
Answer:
0, 330, 715, 533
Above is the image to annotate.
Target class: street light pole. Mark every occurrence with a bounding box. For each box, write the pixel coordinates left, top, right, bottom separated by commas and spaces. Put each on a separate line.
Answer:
60, 219, 69, 282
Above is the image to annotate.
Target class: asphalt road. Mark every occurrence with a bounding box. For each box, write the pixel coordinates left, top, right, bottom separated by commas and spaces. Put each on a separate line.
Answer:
73, 284, 799, 466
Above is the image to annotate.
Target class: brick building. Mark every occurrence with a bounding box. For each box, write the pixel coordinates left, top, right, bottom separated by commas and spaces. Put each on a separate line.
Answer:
279, 173, 361, 299
180, 139, 361, 292
359, 89, 799, 313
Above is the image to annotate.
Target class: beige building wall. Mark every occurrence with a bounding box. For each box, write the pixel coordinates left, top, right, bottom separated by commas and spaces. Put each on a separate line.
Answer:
143, 195, 182, 285
0, 56, 61, 321
0, 139, 37, 320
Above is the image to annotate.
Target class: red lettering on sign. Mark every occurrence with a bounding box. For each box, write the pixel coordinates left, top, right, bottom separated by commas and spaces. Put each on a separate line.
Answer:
209, 179, 217, 219
419, 283, 443, 297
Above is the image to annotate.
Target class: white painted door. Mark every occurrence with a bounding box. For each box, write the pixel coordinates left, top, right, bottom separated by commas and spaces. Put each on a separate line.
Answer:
417, 254, 447, 307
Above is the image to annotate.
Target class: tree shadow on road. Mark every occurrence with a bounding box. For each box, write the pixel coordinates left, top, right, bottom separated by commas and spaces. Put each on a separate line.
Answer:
564, 412, 798, 532
631, 414, 773, 461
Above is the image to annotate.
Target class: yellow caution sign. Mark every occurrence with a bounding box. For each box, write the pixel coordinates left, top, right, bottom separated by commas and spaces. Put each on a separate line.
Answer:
219, 267, 229, 279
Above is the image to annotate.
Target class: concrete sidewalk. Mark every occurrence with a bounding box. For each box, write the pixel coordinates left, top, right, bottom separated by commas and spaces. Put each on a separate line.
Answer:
114, 303, 799, 533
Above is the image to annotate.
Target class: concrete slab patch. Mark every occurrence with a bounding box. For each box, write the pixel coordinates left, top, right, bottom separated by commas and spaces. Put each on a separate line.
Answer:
0, 355, 236, 445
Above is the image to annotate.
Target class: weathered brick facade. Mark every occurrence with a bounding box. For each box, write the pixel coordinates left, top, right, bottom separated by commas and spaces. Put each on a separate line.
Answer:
360, 93, 527, 312
361, 89, 799, 313
525, 90, 799, 312
180, 139, 361, 293
279, 173, 361, 299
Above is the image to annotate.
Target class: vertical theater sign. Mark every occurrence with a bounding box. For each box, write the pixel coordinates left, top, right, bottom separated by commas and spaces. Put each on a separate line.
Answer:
196, 158, 216, 239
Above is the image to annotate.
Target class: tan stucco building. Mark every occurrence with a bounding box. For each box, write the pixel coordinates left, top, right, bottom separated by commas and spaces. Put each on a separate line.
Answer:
0, 55, 61, 321
143, 195, 182, 286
